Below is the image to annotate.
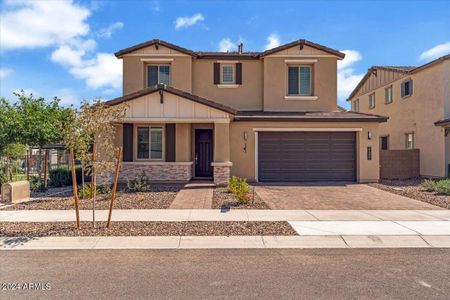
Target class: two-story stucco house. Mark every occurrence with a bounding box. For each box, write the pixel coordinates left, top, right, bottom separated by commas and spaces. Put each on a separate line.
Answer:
106, 39, 387, 184
348, 55, 450, 178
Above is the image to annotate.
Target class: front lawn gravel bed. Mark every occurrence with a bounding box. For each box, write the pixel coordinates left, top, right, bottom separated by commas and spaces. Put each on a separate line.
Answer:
0, 221, 297, 237
212, 187, 270, 209
2, 184, 184, 210
369, 179, 450, 209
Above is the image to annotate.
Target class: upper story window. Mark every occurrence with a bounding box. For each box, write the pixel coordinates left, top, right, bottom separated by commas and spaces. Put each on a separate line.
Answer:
137, 126, 163, 160
288, 66, 312, 96
405, 133, 414, 149
369, 93, 376, 109
401, 79, 413, 98
147, 65, 170, 87
221, 64, 235, 84
352, 99, 360, 112
385, 85, 393, 104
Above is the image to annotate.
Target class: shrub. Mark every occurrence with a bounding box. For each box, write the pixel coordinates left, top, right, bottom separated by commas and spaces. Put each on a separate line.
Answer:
29, 176, 46, 192
0, 170, 7, 192
49, 166, 85, 187
434, 179, 450, 195
127, 171, 149, 192
421, 179, 436, 192
78, 184, 111, 198
227, 176, 251, 204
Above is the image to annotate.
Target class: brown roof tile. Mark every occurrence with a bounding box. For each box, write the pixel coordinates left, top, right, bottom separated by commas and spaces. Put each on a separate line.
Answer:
234, 110, 388, 122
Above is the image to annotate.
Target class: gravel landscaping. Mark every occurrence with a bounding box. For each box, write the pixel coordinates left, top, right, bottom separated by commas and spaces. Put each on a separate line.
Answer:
369, 179, 450, 209
212, 187, 270, 209
0, 221, 297, 237
2, 184, 184, 210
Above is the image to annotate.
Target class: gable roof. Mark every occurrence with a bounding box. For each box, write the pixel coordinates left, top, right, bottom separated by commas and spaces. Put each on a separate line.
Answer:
115, 38, 345, 60
348, 54, 450, 100
105, 84, 237, 115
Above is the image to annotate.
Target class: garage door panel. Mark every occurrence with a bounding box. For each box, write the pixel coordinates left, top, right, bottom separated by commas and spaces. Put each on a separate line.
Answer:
258, 132, 356, 182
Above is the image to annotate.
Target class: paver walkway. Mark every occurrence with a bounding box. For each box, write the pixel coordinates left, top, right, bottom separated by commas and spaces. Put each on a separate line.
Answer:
169, 182, 214, 209
255, 183, 441, 210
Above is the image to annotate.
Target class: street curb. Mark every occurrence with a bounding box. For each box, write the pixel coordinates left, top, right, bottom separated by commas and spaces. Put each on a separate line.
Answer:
1, 235, 449, 250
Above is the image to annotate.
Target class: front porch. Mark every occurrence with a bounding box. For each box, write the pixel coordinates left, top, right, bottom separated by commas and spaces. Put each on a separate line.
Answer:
109, 85, 236, 185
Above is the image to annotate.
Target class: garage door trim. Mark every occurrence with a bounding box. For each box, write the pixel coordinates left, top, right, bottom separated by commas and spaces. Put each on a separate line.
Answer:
254, 128, 360, 182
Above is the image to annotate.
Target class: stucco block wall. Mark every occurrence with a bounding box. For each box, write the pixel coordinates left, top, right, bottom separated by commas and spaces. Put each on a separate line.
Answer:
380, 149, 420, 179
350, 62, 447, 177
229, 121, 380, 183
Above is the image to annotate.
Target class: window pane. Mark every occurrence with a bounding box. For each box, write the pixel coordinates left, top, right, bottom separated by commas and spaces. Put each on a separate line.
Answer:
222, 66, 234, 83
150, 127, 163, 159
159, 65, 170, 85
147, 66, 158, 87
288, 67, 299, 95
299, 67, 311, 96
137, 127, 149, 159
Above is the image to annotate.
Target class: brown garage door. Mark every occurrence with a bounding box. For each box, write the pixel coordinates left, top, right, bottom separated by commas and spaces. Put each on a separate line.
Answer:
258, 132, 356, 182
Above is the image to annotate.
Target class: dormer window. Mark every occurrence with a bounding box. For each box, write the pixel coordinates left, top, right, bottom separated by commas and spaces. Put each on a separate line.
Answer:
221, 64, 235, 84
147, 64, 170, 87
288, 66, 312, 96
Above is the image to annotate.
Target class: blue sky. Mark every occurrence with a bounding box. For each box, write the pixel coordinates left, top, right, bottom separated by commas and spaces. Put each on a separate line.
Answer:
1, 0, 449, 108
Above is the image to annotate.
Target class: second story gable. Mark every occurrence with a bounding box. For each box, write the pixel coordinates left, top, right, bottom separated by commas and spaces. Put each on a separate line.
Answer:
115, 39, 345, 112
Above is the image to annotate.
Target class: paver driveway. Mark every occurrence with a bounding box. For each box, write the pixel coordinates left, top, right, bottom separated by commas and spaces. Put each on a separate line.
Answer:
255, 183, 442, 210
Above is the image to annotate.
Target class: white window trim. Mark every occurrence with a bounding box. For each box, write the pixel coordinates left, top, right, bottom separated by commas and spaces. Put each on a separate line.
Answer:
136, 125, 165, 161
405, 133, 414, 149
402, 80, 413, 98
146, 64, 171, 87
385, 85, 393, 103
220, 64, 235, 84
287, 65, 313, 97
217, 84, 239, 89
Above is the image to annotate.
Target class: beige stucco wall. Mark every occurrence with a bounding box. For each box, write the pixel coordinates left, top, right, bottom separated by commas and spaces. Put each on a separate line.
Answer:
122, 45, 192, 95
263, 46, 339, 112
192, 59, 263, 111
214, 122, 230, 162
350, 62, 447, 177
176, 123, 191, 162
229, 121, 380, 183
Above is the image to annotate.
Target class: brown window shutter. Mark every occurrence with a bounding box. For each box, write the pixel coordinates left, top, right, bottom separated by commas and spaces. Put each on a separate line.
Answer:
213, 63, 220, 84
122, 123, 133, 162
236, 62, 242, 84
165, 124, 176, 162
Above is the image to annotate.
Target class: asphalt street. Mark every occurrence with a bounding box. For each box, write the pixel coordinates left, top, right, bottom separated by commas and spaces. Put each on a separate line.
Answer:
1, 249, 449, 299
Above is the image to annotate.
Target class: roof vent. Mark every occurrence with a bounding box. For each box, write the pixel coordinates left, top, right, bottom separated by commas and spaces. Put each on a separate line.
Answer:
238, 43, 243, 54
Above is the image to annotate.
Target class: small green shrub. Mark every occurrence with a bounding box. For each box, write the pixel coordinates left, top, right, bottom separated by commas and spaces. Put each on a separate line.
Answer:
227, 176, 250, 204
49, 166, 85, 187
421, 179, 437, 192
29, 176, 46, 192
78, 184, 111, 198
127, 171, 149, 192
434, 179, 450, 195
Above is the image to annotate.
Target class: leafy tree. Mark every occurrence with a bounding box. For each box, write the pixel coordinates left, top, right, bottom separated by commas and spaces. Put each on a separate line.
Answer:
0, 98, 20, 154
2, 143, 28, 180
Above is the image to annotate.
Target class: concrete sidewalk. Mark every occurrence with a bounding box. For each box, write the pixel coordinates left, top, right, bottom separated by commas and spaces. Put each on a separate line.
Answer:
1, 235, 450, 250
1, 209, 450, 222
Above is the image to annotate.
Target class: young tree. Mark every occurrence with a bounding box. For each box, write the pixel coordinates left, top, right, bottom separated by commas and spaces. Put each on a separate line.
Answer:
2, 143, 28, 180
61, 99, 126, 228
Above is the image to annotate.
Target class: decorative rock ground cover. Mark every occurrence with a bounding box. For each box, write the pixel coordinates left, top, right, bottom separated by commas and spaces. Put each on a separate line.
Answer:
0, 221, 297, 237
2, 184, 184, 210
370, 179, 450, 209
212, 187, 270, 209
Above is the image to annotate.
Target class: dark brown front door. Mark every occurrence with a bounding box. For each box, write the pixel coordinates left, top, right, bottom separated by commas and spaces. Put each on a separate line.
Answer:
195, 129, 213, 178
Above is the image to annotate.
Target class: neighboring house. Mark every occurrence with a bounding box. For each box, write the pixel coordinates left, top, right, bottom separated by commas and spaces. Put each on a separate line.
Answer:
348, 55, 450, 178
106, 39, 387, 184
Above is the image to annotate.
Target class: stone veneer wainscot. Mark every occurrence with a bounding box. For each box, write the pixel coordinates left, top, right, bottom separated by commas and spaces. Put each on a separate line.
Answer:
120, 162, 193, 182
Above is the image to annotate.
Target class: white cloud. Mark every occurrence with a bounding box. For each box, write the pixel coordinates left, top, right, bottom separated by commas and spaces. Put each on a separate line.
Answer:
97, 22, 124, 38
218, 38, 236, 52
419, 42, 450, 61
55, 88, 80, 106
265, 34, 280, 50
0, 68, 13, 79
174, 13, 204, 29
337, 50, 365, 102
51, 45, 86, 67
0, 0, 90, 51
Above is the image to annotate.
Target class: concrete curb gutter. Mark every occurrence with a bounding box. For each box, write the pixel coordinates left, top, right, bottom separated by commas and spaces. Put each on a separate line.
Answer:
1, 235, 449, 250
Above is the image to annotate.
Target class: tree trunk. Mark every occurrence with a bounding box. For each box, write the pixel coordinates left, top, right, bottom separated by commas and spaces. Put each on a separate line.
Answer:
81, 164, 85, 200
70, 148, 80, 228
38, 147, 42, 182
26, 149, 30, 181
107, 147, 122, 228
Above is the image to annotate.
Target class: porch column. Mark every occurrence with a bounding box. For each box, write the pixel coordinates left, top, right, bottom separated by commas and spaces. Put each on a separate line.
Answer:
212, 122, 232, 185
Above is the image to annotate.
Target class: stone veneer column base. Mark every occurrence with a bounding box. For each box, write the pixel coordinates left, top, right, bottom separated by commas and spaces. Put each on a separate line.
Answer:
212, 162, 232, 186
